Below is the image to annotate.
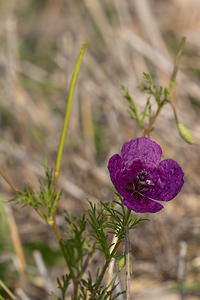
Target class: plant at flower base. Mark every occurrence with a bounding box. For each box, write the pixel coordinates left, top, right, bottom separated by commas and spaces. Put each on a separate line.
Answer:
108, 137, 184, 213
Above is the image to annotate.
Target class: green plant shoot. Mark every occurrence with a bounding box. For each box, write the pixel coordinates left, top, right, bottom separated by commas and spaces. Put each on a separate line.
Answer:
53, 44, 86, 197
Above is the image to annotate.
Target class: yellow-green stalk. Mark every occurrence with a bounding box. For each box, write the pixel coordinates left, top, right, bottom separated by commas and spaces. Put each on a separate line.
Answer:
53, 44, 86, 197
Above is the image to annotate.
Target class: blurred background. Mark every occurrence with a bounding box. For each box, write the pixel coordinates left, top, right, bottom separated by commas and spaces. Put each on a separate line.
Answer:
0, 0, 200, 299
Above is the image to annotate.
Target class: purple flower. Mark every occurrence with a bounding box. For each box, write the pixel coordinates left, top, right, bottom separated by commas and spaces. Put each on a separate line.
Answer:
108, 137, 184, 213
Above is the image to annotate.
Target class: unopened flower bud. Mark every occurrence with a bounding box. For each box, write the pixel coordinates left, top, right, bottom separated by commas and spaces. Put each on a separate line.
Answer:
178, 122, 193, 144
118, 256, 125, 271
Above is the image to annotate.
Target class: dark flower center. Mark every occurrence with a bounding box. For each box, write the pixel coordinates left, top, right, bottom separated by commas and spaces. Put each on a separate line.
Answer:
126, 169, 153, 198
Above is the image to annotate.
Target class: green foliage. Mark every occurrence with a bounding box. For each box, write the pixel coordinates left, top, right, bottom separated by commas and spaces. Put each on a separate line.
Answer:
121, 85, 141, 127
101, 200, 126, 240
80, 271, 124, 300
123, 67, 193, 144
54, 212, 96, 298
87, 196, 145, 261
138, 73, 194, 143
138, 72, 168, 107
52, 196, 146, 299
88, 202, 111, 260
138, 73, 168, 104
63, 213, 93, 277
122, 72, 173, 135
57, 274, 71, 300
9, 160, 61, 223
50, 274, 71, 300
100, 274, 125, 300
112, 193, 148, 232
81, 271, 103, 299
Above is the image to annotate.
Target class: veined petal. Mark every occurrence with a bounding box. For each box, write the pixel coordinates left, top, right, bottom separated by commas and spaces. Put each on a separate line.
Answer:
108, 154, 146, 196
121, 137, 162, 169
107, 154, 130, 198
147, 159, 184, 202
123, 195, 163, 213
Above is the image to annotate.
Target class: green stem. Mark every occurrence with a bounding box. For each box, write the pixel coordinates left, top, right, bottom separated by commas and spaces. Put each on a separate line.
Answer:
167, 99, 179, 124
96, 210, 131, 289
170, 37, 186, 90
143, 37, 185, 137
143, 105, 162, 137
78, 242, 97, 280
51, 44, 86, 299
53, 44, 86, 197
36, 209, 47, 222
101, 271, 120, 300
125, 223, 130, 300
50, 217, 78, 299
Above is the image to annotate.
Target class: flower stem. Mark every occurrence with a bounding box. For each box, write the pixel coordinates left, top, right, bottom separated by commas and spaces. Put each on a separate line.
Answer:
96, 209, 131, 289
50, 215, 78, 299
36, 209, 47, 222
143, 37, 186, 137
53, 44, 86, 197
125, 223, 130, 300
51, 44, 86, 299
169, 37, 186, 90
143, 105, 162, 137
101, 271, 120, 300
167, 99, 179, 124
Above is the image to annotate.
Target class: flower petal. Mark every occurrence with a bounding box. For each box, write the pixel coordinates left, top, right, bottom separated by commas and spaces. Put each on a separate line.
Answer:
107, 154, 130, 198
108, 154, 146, 196
121, 137, 162, 169
123, 195, 163, 213
147, 159, 184, 202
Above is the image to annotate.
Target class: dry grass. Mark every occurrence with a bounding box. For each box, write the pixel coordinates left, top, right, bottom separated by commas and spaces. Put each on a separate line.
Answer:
0, 0, 200, 299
